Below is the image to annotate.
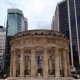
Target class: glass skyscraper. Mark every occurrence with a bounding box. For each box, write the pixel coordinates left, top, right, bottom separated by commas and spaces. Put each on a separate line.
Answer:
7, 9, 27, 36
52, 0, 80, 67
4, 9, 28, 71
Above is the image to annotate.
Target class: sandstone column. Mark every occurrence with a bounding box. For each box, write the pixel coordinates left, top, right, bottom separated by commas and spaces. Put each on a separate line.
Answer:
28, 56, 31, 74
67, 50, 70, 76
54, 48, 60, 77
43, 47, 48, 78
49, 56, 53, 74
62, 49, 68, 77
36, 56, 37, 74
10, 50, 13, 77
31, 48, 36, 77
20, 48, 25, 77
13, 50, 18, 77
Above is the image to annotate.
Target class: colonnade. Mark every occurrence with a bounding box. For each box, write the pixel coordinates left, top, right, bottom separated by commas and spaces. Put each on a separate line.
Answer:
10, 47, 70, 78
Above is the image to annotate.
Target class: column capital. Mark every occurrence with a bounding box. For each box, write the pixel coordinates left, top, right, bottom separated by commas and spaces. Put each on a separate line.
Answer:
66, 50, 69, 53
10, 50, 14, 53
53, 47, 59, 50
31, 47, 35, 52
20, 47, 25, 51
31, 47, 35, 49
43, 46, 48, 49
20, 48, 25, 54
54, 47, 59, 56
13, 49, 18, 56
14, 49, 19, 53
61, 48, 69, 52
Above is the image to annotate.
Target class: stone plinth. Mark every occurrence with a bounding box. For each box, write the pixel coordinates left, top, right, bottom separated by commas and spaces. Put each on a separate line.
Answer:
7, 77, 74, 80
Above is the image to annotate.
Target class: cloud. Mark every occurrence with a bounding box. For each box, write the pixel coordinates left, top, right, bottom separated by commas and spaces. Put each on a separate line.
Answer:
28, 0, 45, 12
0, 0, 62, 29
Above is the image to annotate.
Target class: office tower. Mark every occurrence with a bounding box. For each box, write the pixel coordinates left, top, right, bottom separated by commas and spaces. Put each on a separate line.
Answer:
52, 0, 80, 67
51, 16, 55, 30
0, 26, 6, 69
4, 9, 28, 71
24, 17, 28, 30
7, 9, 28, 36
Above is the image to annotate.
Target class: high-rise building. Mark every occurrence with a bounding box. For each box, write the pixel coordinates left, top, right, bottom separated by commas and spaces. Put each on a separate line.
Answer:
0, 26, 6, 69
7, 9, 28, 36
4, 9, 28, 71
24, 17, 28, 30
52, 0, 80, 67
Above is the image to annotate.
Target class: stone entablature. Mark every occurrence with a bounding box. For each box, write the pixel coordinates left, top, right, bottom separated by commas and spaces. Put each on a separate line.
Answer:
11, 30, 68, 39
9, 30, 70, 79
10, 30, 69, 50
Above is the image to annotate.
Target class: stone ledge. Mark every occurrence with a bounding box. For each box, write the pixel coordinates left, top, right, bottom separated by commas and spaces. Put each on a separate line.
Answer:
7, 77, 74, 80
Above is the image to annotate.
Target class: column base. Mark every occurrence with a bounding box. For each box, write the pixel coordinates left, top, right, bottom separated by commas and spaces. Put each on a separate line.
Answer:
7, 77, 74, 80
7, 77, 16, 80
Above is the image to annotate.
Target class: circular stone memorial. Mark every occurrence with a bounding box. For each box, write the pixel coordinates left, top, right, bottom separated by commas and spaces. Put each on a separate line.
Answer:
8, 30, 73, 80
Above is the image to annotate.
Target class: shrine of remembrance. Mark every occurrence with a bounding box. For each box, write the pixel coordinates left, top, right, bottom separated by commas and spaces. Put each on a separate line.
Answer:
8, 30, 73, 80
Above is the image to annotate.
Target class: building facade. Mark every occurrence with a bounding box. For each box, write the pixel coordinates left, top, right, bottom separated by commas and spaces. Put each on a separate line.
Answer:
52, 0, 80, 67
0, 26, 6, 69
8, 30, 73, 80
5, 9, 28, 71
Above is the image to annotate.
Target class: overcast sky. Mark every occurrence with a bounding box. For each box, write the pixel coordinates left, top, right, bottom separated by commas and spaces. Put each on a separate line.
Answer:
0, 0, 62, 30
